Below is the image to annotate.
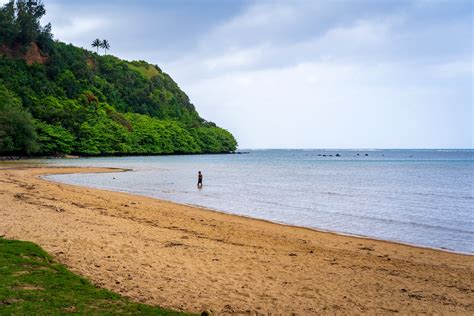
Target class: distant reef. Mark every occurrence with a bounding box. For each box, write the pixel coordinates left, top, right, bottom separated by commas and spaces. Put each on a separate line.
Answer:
0, 0, 237, 156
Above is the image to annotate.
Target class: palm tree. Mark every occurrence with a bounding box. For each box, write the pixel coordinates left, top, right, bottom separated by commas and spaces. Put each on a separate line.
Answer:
100, 39, 110, 55
91, 38, 101, 54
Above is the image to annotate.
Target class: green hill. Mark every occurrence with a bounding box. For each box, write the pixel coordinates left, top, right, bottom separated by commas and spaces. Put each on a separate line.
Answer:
0, 0, 237, 156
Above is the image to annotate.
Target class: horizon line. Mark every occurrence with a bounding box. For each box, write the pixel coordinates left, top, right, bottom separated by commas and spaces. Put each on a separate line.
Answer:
237, 148, 474, 151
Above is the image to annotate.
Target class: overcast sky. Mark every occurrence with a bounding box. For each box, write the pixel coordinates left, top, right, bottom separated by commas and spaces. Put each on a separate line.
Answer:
7, 0, 473, 148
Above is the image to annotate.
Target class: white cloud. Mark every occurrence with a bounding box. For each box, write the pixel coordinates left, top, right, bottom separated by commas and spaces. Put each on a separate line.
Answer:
177, 58, 472, 148
430, 60, 474, 78
161, 1, 472, 149
3, 0, 471, 148
203, 46, 266, 70
51, 16, 109, 41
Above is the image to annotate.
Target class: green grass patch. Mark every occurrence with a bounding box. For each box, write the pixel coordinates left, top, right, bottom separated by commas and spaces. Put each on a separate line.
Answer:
0, 238, 190, 315
126, 63, 160, 79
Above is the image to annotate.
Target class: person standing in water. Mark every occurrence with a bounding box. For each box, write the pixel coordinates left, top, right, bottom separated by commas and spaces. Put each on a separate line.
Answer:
197, 171, 203, 188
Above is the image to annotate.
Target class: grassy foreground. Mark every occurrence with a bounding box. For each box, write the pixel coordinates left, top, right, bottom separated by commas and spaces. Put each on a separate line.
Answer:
0, 238, 189, 315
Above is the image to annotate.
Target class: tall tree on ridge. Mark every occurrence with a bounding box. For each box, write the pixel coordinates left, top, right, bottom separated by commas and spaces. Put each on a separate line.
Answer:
15, 0, 46, 45
100, 39, 110, 55
0, 1, 17, 46
91, 38, 101, 53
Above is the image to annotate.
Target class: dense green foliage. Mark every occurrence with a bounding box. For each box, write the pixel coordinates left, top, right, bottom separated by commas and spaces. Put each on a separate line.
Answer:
0, 238, 189, 315
0, 0, 237, 156
0, 85, 37, 153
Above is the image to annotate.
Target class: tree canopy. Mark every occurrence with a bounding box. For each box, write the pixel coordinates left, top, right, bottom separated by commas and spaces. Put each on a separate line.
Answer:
0, 1, 52, 50
0, 84, 37, 153
100, 39, 110, 55
91, 38, 101, 54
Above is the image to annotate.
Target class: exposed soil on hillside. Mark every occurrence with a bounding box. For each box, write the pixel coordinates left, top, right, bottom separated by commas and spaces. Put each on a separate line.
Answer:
0, 42, 47, 65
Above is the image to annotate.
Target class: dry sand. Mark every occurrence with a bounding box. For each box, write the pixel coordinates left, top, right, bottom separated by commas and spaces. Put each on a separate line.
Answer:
0, 165, 473, 314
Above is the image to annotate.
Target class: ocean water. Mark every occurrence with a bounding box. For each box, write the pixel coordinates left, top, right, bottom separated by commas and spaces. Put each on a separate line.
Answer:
44, 149, 474, 253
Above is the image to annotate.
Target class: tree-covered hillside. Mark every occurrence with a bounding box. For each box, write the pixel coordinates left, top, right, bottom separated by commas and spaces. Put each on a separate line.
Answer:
0, 0, 237, 156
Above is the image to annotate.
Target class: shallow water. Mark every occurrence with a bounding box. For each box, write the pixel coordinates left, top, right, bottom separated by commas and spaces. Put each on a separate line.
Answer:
43, 149, 474, 253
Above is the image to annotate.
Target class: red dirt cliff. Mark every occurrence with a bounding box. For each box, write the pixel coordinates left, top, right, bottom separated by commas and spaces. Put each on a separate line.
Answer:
0, 42, 48, 65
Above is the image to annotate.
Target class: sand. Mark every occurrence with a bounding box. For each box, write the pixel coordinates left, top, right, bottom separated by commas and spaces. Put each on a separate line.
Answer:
0, 165, 472, 314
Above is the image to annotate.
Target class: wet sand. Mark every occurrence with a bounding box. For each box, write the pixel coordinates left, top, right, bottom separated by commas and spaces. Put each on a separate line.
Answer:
0, 166, 473, 314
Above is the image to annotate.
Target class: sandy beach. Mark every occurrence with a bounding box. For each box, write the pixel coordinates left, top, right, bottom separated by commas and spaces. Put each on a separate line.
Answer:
0, 165, 473, 314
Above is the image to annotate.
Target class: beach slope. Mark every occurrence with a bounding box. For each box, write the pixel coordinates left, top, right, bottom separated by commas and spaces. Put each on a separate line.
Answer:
0, 166, 472, 314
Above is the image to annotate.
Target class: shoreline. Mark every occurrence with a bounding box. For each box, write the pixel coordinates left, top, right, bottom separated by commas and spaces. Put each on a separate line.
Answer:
0, 151, 246, 162
157, 201, 473, 257
43, 167, 472, 257
1, 165, 473, 314
144, 200, 474, 257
